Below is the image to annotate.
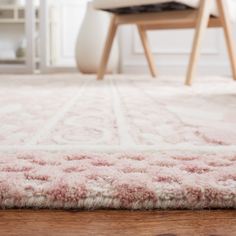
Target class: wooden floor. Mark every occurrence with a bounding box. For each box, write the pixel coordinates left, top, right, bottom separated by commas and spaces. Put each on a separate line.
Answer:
0, 210, 235, 236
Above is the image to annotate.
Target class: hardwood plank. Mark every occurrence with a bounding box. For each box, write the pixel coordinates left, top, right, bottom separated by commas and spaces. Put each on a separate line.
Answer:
0, 210, 235, 236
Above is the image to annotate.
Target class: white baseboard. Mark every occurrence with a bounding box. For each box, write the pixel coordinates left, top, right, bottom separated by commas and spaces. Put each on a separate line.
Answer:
122, 64, 232, 76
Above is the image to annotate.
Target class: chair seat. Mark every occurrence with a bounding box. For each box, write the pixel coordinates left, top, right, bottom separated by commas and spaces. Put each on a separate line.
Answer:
93, 0, 236, 21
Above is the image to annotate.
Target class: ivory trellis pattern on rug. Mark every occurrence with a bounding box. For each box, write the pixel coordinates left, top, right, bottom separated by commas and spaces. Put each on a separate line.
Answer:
0, 75, 236, 209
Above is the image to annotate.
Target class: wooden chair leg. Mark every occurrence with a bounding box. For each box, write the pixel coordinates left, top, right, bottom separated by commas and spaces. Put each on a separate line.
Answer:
97, 15, 118, 80
185, 0, 212, 86
137, 25, 157, 78
216, 0, 236, 81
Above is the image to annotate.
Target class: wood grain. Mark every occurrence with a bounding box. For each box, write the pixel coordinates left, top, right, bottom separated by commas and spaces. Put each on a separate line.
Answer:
115, 10, 221, 29
185, 0, 212, 86
137, 25, 157, 78
97, 16, 118, 80
0, 210, 235, 236
216, 0, 236, 81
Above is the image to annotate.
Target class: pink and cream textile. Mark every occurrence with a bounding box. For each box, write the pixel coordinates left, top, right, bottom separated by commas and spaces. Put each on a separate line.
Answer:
0, 75, 236, 209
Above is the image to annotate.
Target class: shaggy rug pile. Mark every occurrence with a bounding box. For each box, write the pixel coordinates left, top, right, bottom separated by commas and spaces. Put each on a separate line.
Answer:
0, 74, 236, 209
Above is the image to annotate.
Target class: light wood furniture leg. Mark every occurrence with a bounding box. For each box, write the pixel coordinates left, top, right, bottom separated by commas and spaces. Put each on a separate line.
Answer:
137, 25, 158, 78
216, 0, 236, 81
97, 16, 118, 80
185, 0, 212, 86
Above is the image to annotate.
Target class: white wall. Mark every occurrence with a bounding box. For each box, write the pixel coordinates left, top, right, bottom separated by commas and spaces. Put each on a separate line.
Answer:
57, 9, 236, 76
52, 0, 88, 67
119, 23, 236, 76
47, 0, 88, 68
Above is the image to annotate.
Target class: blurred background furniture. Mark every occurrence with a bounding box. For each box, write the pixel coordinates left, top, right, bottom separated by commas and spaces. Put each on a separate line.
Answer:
75, 2, 119, 74
0, 0, 58, 73
94, 0, 236, 85
0, 0, 89, 74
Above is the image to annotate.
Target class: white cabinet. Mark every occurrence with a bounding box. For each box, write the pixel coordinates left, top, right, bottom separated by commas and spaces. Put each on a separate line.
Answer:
0, 0, 87, 73
0, 1, 36, 73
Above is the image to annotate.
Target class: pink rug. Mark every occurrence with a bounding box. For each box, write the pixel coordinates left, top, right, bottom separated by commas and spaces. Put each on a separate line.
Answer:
0, 74, 236, 209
